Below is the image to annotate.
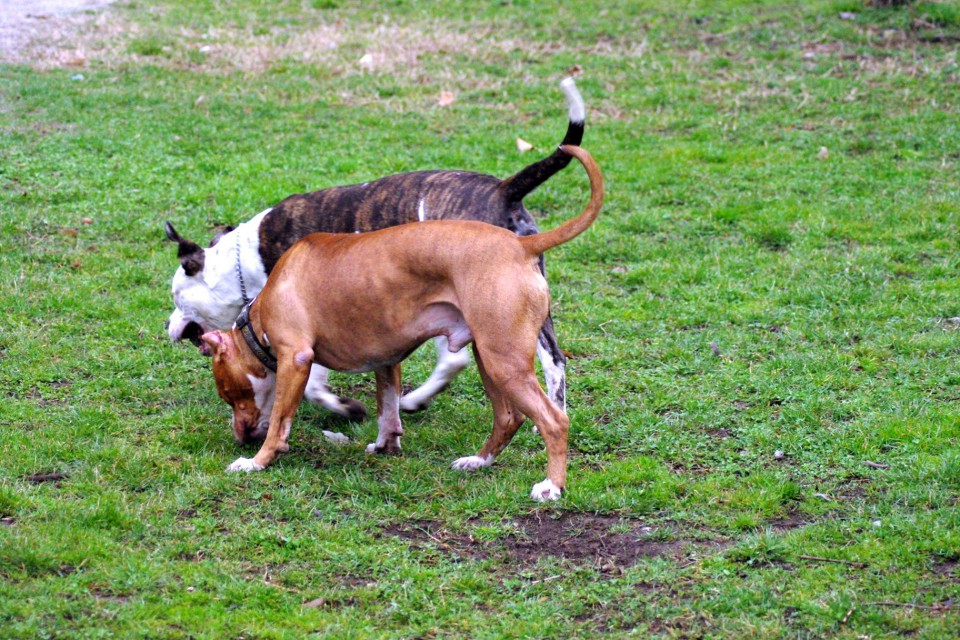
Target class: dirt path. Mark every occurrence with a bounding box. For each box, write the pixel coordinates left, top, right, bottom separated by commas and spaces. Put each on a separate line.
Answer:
0, 0, 112, 63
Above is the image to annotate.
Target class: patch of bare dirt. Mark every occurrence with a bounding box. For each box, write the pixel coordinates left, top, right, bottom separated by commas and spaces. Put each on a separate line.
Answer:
0, 0, 113, 66
383, 512, 727, 572
933, 558, 958, 582
23, 471, 70, 485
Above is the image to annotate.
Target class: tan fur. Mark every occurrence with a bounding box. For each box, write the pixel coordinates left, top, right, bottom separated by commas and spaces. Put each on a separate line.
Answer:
202, 146, 603, 498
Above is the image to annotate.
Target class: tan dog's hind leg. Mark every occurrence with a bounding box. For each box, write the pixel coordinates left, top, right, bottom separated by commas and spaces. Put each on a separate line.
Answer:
511, 377, 568, 501
452, 345, 526, 471
366, 365, 404, 454
471, 340, 568, 501
228, 348, 313, 472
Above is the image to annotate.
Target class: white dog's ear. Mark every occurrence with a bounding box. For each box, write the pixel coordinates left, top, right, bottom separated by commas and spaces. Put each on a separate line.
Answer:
199, 331, 223, 357
165, 221, 205, 276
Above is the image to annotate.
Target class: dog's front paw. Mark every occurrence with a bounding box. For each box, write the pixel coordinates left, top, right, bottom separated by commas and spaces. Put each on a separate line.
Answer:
365, 437, 402, 455
227, 457, 265, 473
450, 454, 493, 472
530, 478, 563, 502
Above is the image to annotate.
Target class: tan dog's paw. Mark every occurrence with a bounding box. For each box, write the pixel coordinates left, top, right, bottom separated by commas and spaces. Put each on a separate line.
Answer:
450, 454, 493, 471
227, 457, 265, 473
530, 479, 563, 502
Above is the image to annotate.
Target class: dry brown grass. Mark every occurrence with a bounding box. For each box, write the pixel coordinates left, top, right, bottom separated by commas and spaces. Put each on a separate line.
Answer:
2, 3, 650, 110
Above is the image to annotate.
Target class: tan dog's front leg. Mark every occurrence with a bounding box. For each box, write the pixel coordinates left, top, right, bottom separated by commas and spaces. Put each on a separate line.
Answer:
228, 348, 313, 472
365, 365, 404, 454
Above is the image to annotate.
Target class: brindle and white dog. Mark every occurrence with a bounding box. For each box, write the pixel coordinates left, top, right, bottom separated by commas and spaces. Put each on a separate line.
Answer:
166, 77, 585, 420
201, 146, 603, 501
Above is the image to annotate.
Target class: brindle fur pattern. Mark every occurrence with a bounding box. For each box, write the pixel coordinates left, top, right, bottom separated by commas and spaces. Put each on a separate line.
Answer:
256, 141, 580, 273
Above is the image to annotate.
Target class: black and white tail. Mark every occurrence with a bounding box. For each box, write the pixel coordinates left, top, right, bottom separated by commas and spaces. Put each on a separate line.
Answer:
497, 77, 586, 204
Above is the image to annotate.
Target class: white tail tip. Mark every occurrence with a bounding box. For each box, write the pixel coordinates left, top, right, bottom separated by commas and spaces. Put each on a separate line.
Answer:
560, 77, 585, 124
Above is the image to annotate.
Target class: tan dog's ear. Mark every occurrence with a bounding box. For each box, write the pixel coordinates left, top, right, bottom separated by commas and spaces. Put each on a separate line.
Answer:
199, 331, 223, 357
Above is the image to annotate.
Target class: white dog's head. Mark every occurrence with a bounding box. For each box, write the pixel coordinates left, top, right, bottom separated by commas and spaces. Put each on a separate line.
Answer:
165, 222, 245, 347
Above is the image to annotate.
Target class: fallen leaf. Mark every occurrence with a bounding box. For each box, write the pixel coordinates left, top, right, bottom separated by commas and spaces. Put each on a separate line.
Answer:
81, 217, 93, 225
194, 95, 205, 107
438, 91, 455, 107
817, 146, 829, 160
358, 53, 374, 70
62, 228, 78, 237
516, 137, 533, 152
303, 598, 326, 608
566, 64, 583, 77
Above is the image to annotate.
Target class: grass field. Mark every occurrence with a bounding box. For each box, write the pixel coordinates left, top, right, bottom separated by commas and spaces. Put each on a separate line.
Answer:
2, 0, 959, 637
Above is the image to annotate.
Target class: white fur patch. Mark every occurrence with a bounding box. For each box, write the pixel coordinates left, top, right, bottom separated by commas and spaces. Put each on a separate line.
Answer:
399, 336, 471, 411
248, 373, 275, 439
560, 77, 585, 123
450, 454, 494, 471
530, 478, 562, 502
227, 457, 265, 472
536, 341, 566, 412
417, 198, 426, 222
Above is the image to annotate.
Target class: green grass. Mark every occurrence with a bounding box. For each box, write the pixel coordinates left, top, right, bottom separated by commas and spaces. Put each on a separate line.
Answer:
2, 0, 959, 637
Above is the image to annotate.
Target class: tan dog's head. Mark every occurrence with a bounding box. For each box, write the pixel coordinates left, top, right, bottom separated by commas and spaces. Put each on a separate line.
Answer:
200, 330, 276, 444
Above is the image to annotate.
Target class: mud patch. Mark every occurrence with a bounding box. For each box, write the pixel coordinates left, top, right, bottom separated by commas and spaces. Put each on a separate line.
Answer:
383, 512, 725, 571
24, 471, 70, 485
933, 558, 958, 582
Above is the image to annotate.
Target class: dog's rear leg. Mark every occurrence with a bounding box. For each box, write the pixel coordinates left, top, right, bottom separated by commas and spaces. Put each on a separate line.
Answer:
304, 364, 368, 421
513, 380, 568, 501
478, 341, 568, 501
365, 364, 404, 454
537, 311, 566, 410
229, 348, 313, 472
399, 336, 471, 412
451, 345, 526, 471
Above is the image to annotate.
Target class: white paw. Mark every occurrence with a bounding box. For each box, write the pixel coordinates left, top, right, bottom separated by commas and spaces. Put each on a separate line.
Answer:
365, 437, 401, 454
226, 457, 265, 473
530, 478, 562, 502
322, 430, 350, 445
399, 394, 432, 413
450, 454, 493, 472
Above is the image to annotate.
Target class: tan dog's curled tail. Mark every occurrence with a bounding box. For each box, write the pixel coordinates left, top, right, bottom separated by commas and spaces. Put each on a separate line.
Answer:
519, 145, 604, 256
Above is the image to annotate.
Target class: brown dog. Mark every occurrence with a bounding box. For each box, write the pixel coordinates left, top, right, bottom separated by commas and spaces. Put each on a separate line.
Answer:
200, 145, 603, 501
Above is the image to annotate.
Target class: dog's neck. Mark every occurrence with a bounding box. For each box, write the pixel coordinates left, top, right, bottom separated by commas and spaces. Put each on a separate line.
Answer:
236, 303, 277, 372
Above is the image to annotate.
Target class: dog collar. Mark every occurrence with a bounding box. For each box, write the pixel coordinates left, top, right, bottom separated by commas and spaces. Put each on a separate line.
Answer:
236, 302, 277, 372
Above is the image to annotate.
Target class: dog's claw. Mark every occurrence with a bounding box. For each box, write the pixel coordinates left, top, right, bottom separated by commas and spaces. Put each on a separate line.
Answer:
227, 457, 265, 473
530, 478, 563, 502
